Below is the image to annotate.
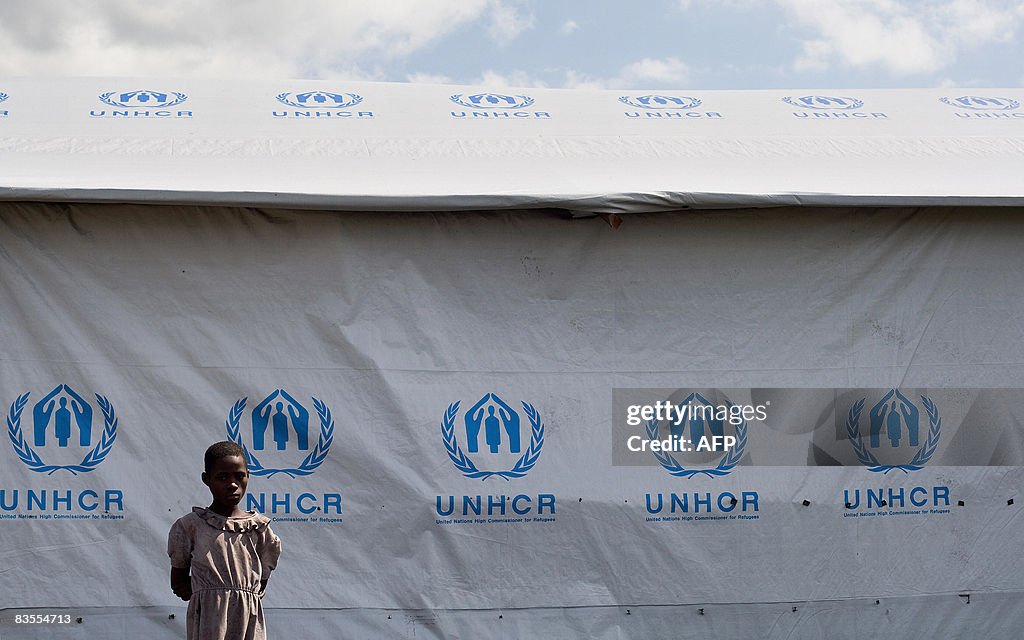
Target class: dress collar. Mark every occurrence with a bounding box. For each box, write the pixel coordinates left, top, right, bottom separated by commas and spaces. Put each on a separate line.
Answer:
193, 506, 270, 533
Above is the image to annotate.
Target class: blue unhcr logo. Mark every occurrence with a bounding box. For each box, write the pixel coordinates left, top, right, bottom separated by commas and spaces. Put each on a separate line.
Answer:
784, 95, 887, 119
6, 384, 117, 474
846, 389, 940, 473
225, 389, 334, 478
451, 93, 535, 109
783, 95, 863, 110
440, 393, 544, 480
619, 95, 702, 109
941, 96, 1019, 110
276, 91, 362, 109
0, 92, 7, 103
272, 90, 373, 119
276, 91, 363, 108
619, 95, 721, 119
91, 89, 192, 118
940, 95, 1022, 119
100, 90, 188, 108
449, 93, 550, 119
0, 91, 8, 117
645, 391, 747, 478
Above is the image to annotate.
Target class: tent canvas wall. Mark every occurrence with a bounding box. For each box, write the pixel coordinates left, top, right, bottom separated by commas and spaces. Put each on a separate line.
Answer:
2, 79, 1023, 639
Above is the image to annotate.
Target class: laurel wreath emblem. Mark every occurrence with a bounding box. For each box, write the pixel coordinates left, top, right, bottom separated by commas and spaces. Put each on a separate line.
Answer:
940, 96, 1019, 111
449, 94, 535, 110
99, 91, 188, 108
441, 400, 544, 480
618, 95, 702, 110
275, 92, 363, 109
846, 395, 941, 474
782, 96, 864, 110
645, 405, 747, 479
7, 392, 118, 475
226, 396, 334, 478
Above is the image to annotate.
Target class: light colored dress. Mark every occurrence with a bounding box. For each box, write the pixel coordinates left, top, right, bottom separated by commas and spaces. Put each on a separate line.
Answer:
168, 507, 282, 640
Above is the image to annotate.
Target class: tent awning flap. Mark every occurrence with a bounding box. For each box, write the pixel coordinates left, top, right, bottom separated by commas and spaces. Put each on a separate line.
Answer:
1, 79, 1022, 212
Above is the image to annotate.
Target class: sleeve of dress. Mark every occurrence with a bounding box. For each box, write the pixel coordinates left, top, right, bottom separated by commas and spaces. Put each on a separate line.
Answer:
167, 518, 193, 569
258, 523, 283, 573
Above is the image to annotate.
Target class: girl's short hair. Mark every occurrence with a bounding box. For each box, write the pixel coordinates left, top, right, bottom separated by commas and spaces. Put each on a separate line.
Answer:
204, 441, 247, 472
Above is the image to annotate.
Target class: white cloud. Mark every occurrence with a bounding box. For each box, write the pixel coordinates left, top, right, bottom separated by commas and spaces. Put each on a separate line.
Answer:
407, 72, 453, 84
0, 0, 502, 77
620, 57, 691, 84
941, 0, 1024, 42
558, 57, 695, 90
677, 0, 761, 10
473, 69, 545, 88
777, 0, 1024, 76
2, 0, 1017, 87
486, 2, 534, 45
561, 69, 612, 90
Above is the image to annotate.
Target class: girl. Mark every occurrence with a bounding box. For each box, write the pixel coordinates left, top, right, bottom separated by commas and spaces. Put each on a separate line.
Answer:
168, 441, 282, 640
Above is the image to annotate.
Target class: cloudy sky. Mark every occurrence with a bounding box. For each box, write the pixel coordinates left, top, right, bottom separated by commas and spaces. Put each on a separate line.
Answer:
1, 0, 1022, 89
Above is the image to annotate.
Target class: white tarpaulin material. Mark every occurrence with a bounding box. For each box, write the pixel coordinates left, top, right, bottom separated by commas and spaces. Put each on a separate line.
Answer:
1, 79, 1024, 640
0, 79, 1022, 212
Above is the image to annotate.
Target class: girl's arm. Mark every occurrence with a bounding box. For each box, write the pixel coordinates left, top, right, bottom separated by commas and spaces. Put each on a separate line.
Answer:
256, 523, 282, 599
170, 566, 192, 601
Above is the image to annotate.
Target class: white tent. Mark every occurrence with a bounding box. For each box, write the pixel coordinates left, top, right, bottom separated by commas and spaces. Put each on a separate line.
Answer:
2, 79, 1023, 639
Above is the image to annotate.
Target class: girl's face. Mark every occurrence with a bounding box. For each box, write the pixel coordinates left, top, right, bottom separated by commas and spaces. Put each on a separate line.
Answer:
203, 454, 249, 512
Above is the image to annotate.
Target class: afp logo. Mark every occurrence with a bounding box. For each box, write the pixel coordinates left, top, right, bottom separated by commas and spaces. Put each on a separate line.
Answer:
783, 95, 863, 109
99, 90, 188, 108
6, 384, 117, 474
276, 91, 363, 109
440, 393, 544, 480
619, 95, 702, 109
846, 389, 940, 473
451, 93, 535, 109
645, 391, 747, 479
940, 96, 1019, 111
225, 389, 334, 478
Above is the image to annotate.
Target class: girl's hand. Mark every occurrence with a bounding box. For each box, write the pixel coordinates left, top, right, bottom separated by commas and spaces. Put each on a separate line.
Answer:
170, 567, 192, 601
